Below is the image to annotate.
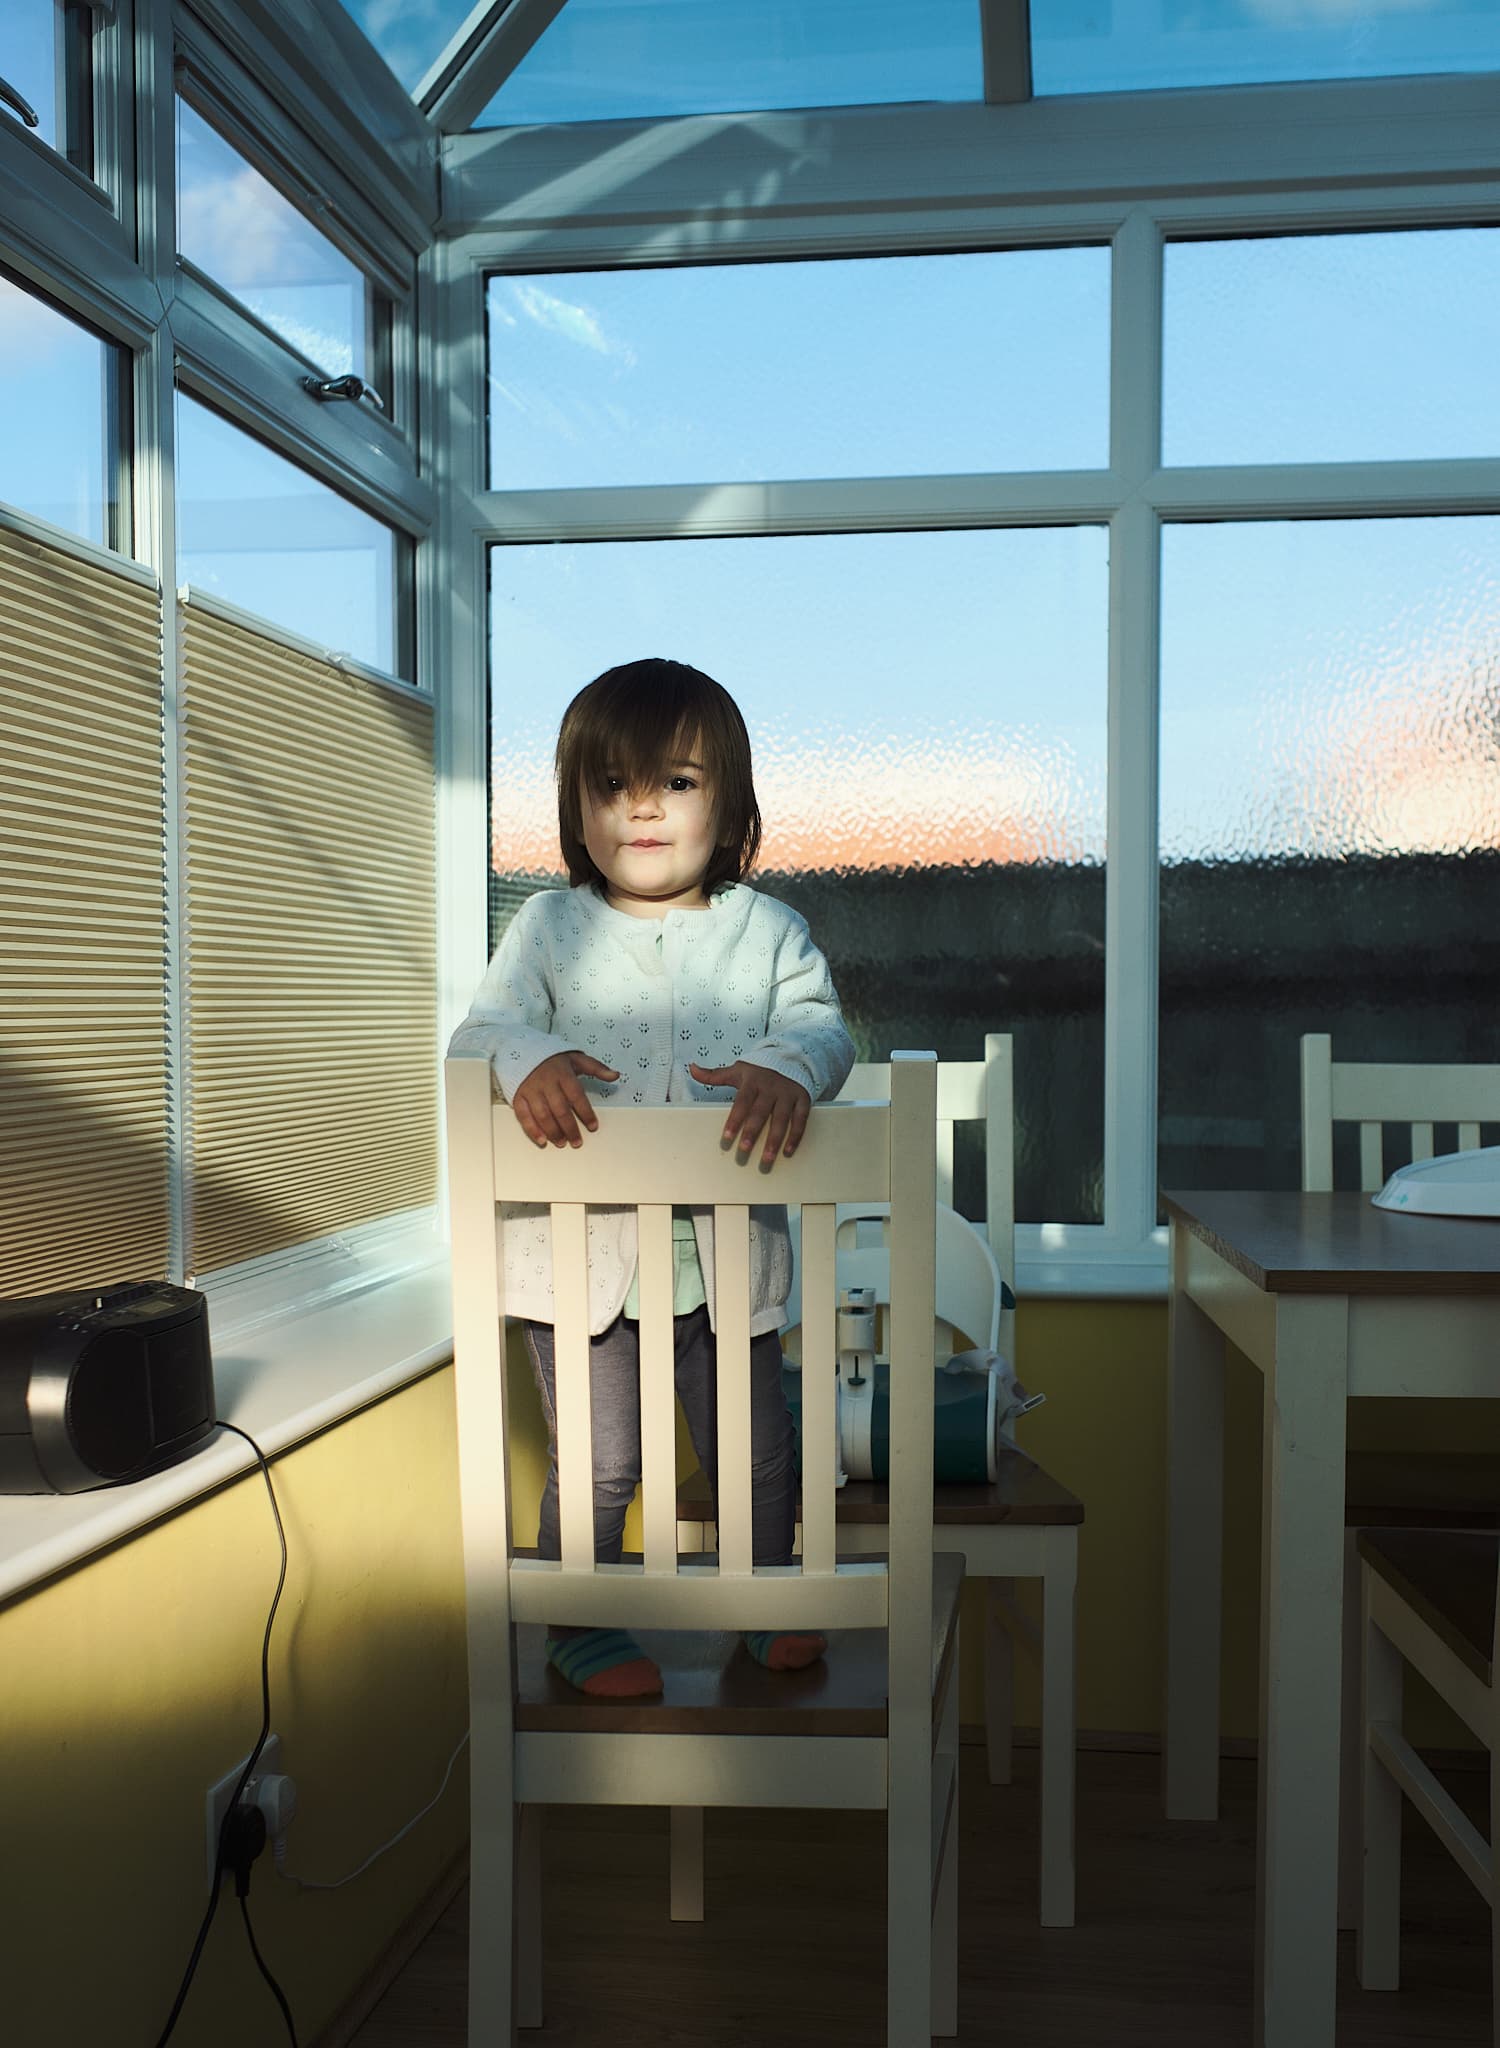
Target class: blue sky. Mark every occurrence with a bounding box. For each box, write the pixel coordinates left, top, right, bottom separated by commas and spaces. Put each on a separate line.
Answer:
0, 7, 56, 148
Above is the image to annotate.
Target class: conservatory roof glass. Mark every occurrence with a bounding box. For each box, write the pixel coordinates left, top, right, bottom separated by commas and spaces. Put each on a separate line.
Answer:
332, 0, 1500, 125
338, 0, 481, 95
1030, 0, 1500, 99
472, 0, 983, 127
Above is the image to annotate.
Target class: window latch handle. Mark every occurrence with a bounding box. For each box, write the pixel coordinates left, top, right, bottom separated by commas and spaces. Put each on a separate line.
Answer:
0, 74, 41, 129
301, 373, 386, 413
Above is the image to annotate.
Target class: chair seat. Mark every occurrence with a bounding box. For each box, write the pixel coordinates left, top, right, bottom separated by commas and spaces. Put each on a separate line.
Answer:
1357, 1526, 1499, 1685
677, 1449, 1083, 1529
1346, 1450, 1500, 1529
515, 1551, 966, 1736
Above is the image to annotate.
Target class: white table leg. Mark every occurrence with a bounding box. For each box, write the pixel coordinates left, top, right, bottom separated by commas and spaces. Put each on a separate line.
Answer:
1255, 1294, 1349, 2048
1164, 1218, 1227, 1819
1039, 1529, 1077, 1928
983, 1576, 1016, 1786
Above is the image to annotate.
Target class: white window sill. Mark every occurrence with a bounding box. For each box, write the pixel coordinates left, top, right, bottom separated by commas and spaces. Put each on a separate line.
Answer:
0, 1253, 454, 1606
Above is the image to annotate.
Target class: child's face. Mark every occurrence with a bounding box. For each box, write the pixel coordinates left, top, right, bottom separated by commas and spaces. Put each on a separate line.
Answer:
580, 749, 720, 917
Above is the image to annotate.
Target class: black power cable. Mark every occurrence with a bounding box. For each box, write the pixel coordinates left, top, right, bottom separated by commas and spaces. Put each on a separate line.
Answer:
154, 1421, 298, 2047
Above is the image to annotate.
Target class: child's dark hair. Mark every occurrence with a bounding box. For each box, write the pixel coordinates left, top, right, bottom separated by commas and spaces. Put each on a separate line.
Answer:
555, 658, 762, 896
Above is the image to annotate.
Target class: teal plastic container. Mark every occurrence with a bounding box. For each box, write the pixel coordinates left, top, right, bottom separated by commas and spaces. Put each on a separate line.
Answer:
782, 1363, 992, 1484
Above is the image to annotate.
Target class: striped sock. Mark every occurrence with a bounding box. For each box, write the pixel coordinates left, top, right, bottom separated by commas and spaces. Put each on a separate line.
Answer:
545, 1628, 663, 1699
742, 1629, 827, 1672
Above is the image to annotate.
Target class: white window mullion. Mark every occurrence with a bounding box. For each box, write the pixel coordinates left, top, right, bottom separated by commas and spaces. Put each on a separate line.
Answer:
433, 234, 495, 1101
1104, 209, 1164, 1254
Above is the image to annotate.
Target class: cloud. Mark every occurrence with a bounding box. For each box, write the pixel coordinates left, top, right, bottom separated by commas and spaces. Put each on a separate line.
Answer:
499, 281, 637, 366
1244, 0, 1448, 22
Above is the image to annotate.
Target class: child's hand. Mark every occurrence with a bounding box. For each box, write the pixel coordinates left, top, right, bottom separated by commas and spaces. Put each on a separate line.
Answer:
688, 1061, 811, 1168
511, 1052, 620, 1148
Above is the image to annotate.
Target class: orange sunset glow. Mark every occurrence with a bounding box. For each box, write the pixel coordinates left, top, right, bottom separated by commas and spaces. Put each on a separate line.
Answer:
490, 735, 1106, 875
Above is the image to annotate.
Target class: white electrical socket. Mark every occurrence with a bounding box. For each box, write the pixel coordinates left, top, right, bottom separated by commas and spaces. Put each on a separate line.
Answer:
205, 1732, 281, 1885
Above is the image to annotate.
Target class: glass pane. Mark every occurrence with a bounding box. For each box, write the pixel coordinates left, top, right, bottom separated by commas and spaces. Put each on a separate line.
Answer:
488, 249, 1109, 488
1033, 0, 1500, 96
1159, 517, 1500, 1200
1166, 228, 1500, 466
0, 2, 57, 150
489, 527, 1108, 1225
176, 98, 366, 378
334, 0, 477, 93
176, 394, 396, 674
0, 270, 118, 548
477, 0, 980, 126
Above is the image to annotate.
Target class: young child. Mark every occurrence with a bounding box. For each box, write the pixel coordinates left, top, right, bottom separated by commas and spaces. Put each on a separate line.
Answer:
449, 656, 856, 1699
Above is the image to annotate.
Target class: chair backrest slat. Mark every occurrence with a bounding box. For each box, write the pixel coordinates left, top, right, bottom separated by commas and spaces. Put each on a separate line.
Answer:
1301, 1032, 1500, 1194
637, 1203, 678, 1574
712, 1204, 755, 1576
1359, 1122, 1385, 1194
797, 1202, 839, 1575
449, 1078, 929, 1643
551, 1202, 594, 1570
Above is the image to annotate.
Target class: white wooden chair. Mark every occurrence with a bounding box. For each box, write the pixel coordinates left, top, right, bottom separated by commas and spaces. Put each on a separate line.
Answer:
1300, 1031, 1500, 1929
1355, 1523, 1500, 2034
446, 1051, 963, 2045
679, 1034, 1082, 1927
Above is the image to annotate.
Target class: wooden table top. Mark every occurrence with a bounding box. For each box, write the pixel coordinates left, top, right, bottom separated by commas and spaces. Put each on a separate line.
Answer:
1161, 1188, 1500, 1296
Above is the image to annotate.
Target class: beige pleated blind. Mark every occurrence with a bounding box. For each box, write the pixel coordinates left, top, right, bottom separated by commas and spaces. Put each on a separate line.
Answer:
180, 602, 437, 1275
0, 526, 170, 1295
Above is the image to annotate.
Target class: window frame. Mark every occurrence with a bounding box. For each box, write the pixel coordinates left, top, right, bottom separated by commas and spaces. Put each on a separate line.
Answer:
440, 78, 1500, 1296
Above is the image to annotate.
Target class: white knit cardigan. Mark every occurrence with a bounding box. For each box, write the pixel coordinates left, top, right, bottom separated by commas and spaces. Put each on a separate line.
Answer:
447, 881, 856, 1335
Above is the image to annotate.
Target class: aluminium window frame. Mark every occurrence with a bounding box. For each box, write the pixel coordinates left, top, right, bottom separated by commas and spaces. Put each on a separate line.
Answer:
438, 75, 1500, 1295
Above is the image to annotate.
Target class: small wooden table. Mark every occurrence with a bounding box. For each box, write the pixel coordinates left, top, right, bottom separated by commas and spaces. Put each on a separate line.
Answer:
1162, 1189, 1500, 2048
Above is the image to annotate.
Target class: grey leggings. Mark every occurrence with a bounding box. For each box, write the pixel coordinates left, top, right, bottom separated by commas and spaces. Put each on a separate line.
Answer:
522, 1303, 798, 1570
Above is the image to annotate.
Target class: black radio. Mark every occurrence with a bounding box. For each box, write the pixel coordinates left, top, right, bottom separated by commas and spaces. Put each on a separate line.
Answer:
0, 1281, 217, 1495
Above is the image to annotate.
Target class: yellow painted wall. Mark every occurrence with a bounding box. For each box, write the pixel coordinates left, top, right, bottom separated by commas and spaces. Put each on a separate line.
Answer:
2, 1369, 470, 2048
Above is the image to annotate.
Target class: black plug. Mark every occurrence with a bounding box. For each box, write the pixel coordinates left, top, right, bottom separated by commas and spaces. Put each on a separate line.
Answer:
223, 1801, 268, 1900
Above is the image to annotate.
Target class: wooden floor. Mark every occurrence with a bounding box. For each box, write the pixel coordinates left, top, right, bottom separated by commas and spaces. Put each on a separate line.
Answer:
350, 1747, 1490, 2046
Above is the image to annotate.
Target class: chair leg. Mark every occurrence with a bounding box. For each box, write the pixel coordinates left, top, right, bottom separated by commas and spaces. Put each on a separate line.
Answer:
932, 1617, 961, 2039
1338, 1526, 1363, 1931
889, 1744, 934, 2047
469, 1799, 516, 2044
983, 1576, 1016, 1786
1357, 1572, 1403, 1992
1039, 1535, 1078, 1929
670, 1807, 705, 1922
516, 1803, 544, 2029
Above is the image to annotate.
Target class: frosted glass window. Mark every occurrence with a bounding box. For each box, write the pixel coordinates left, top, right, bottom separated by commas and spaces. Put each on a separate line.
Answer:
177, 99, 367, 378
487, 250, 1109, 488
0, 271, 123, 549
176, 395, 396, 674
476, 0, 980, 126
1033, 0, 1500, 96
1159, 517, 1500, 1198
489, 527, 1108, 1225
1165, 229, 1500, 466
